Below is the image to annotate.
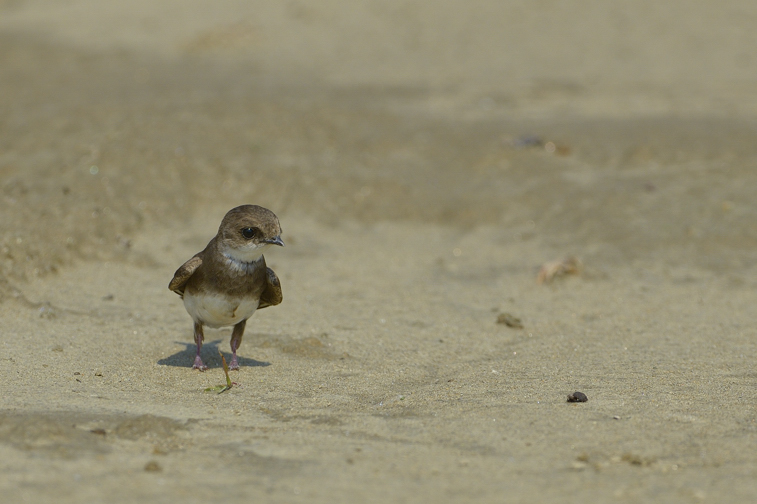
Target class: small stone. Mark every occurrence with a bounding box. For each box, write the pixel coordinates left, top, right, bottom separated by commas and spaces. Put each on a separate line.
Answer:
496, 313, 524, 328
144, 460, 162, 472
567, 391, 588, 403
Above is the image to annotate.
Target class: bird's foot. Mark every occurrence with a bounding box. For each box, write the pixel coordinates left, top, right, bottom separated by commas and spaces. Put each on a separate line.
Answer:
192, 356, 209, 371
228, 355, 240, 371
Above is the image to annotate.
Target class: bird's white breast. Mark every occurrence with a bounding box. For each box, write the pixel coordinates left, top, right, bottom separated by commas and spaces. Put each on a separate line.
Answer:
183, 291, 260, 328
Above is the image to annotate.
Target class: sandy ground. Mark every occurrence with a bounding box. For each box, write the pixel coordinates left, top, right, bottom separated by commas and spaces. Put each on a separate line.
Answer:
1, 1, 757, 502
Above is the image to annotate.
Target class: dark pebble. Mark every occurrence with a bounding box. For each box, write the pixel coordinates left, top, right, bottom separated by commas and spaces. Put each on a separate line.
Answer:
567, 391, 588, 403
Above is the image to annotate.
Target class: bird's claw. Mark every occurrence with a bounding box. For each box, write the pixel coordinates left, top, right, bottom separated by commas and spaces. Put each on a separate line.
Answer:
192, 356, 209, 371
228, 357, 240, 371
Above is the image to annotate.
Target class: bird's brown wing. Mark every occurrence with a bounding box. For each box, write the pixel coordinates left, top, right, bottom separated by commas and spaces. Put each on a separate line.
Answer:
257, 267, 283, 309
168, 255, 202, 297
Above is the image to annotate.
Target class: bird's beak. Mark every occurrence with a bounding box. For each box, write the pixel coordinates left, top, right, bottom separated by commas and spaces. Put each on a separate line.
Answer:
265, 236, 284, 247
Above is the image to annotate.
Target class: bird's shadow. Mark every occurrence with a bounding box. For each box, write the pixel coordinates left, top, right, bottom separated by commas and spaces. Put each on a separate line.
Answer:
158, 339, 270, 369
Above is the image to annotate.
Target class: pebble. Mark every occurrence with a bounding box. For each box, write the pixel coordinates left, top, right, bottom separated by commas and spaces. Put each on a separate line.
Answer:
567, 391, 588, 403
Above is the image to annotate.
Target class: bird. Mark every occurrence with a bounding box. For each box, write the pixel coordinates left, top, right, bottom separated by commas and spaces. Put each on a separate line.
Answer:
169, 205, 284, 371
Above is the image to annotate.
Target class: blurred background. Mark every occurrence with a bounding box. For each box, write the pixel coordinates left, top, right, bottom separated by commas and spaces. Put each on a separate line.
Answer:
1, 0, 757, 290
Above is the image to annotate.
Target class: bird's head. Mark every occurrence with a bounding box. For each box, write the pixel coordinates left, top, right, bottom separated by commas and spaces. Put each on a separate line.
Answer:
218, 205, 284, 263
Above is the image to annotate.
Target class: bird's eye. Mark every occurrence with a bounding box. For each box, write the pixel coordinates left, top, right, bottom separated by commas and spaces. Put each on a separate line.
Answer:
241, 227, 257, 239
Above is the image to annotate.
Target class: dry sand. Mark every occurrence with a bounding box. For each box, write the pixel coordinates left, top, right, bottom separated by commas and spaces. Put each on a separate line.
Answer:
1, 1, 756, 502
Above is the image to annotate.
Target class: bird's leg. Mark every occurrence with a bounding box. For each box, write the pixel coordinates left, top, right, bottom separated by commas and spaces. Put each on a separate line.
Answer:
192, 321, 208, 371
229, 319, 247, 370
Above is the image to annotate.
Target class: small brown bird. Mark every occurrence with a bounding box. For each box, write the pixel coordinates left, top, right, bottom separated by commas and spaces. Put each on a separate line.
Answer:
169, 205, 284, 371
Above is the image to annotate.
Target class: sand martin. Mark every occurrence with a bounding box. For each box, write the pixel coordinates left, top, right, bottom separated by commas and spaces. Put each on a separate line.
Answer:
169, 205, 284, 371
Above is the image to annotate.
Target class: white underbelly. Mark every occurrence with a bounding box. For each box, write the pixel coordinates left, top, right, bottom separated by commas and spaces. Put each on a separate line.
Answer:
183, 292, 259, 328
